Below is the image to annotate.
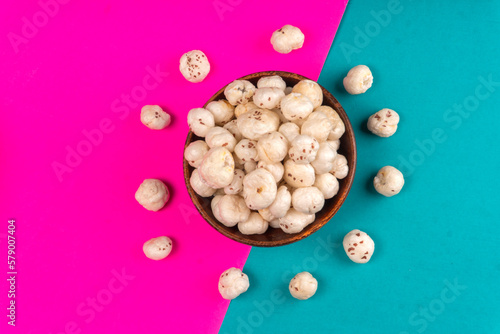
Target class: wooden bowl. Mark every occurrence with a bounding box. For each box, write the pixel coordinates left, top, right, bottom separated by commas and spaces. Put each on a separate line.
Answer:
183, 71, 356, 247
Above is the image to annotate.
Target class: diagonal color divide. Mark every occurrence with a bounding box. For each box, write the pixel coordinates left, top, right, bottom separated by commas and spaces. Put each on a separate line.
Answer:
0, 1, 347, 333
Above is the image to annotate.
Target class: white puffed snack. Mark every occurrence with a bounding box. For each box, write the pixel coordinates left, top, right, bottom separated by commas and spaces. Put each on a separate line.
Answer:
224, 169, 245, 195
373, 166, 404, 197
238, 212, 269, 235
343, 229, 375, 264
184, 140, 209, 168
257, 75, 287, 91
256, 131, 288, 164
234, 102, 258, 118
279, 208, 315, 233
292, 80, 323, 109
292, 187, 325, 214
205, 127, 237, 152
343, 65, 373, 95
367, 108, 400, 137
224, 80, 256, 105
187, 108, 215, 137
280, 93, 314, 121
135, 179, 169, 211
223, 120, 243, 142
268, 185, 292, 218
258, 208, 276, 222
243, 169, 277, 210
199, 147, 235, 188
270, 24, 305, 54
326, 139, 340, 151
314, 173, 339, 199
143, 236, 173, 260
253, 87, 285, 110
140, 105, 171, 130
330, 154, 349, 179
206, 99, 235, 126
301, 111, 333, 143
289, 272, 318, 300
237, 109, 280, 140
212, 195, 250, 227
257, 161, 284, 183
283, 159, 315, 188
279, 122, 300, 143
218, 267, 249, 300
314, 106, 345, 140
311, 142, 337, 175
190, 169, 216, 197
244, 161, 257, 173
179, 50, 210, 83
234, 139, 259, 163
289, 135, 319, 164
284, 86, 293, 95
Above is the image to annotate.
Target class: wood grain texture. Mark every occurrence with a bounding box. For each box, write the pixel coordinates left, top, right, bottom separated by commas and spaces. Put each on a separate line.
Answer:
183, 71, 356, 247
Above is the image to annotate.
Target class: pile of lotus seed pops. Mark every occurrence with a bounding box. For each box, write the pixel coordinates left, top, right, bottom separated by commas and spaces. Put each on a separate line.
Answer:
134, 24, 405, 301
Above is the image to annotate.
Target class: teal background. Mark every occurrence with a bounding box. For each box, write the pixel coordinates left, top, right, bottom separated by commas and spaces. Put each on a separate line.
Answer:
220, 0, 500, 333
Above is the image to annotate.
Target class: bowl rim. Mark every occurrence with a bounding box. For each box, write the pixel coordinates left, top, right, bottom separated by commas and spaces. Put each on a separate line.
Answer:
183, 70, 356, 247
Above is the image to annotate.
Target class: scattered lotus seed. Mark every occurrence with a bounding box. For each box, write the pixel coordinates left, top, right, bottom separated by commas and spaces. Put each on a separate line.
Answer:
184, 140, 209, 168
238, 212, 269, 235
373, 166, 404, 197
270, 25, 305, 54
224, 80, 256, 105
187, 108, 215, 137
135, 179, 169, 211
343, 229, 375, 263
140, 105, 171, 130
343, 65, 373, 95
292, 80, 323, 109
218, 267, 249, 300
367, 108, 400, 137
179, 50, 210, 83
206, 99, 235, 126
289, 272, 318, 300
314, 173, 339, 199
143, 236, 173, 260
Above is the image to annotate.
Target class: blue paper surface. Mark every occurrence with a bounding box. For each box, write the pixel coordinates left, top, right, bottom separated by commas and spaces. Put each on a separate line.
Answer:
220, 1, 500, 333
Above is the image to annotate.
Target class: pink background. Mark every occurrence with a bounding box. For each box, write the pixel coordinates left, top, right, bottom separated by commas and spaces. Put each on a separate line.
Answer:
0, 1, 346, 333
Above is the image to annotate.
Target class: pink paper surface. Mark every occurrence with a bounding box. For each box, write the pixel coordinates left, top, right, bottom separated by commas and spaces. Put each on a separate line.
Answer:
0, 1, 346, 333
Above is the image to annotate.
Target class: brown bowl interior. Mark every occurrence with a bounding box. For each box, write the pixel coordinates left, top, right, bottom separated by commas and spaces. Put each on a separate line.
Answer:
183, 71, 356, 247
